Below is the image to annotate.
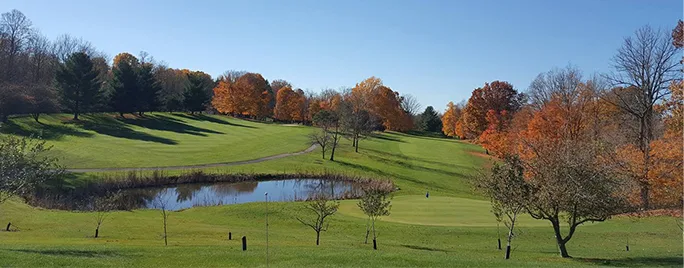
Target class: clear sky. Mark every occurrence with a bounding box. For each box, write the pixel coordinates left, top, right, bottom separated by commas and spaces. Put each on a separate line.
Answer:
2, 0, 681, 111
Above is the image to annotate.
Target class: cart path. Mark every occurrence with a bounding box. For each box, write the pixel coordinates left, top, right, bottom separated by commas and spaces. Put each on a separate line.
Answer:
65, 144, 318, 173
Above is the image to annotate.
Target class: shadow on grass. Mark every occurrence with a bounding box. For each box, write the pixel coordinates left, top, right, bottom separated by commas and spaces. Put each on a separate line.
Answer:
120, 114, 224, 136
364, 153, 466, 178
7, 249, 123, 258
74, 115, 177, 145
363, 147, 466, 168
335, 160, 448, 191
369, 133, 406, 143
173, 113, 256, 128
401, 244, 450, 253
0, 120, 93, 140
576, 257, 682, 267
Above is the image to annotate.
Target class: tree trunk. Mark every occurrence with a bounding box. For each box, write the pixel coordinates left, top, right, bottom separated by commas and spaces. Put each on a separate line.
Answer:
640, 185, 650, 210
32, 113, 40, 122
73, 112, 79, 121
6, 222, 10, 231
364, 218, 370, 244
551, 220, 570, 258
321, 146, 326, 159
373, 238, 377, 250
355, 135, 359, 153
95, 227, 99, 238
316, 231, 320, 245
329, 142, 336, 161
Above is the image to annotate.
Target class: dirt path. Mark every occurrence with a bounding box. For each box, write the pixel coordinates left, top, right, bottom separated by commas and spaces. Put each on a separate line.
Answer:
65, 144, 318, 173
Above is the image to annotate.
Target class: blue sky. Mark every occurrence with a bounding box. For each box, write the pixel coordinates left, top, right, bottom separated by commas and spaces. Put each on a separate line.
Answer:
2, 0, 681, 111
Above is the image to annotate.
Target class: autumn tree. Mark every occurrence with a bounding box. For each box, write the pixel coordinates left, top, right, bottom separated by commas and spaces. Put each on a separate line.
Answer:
183, 71, 213, 114
55, 52, 102, 120
296, 194, 339, 245
274, 86, 306, 122
212, 72, 272, 118
517, 84, 629, 258
109, 52, 140, 117
604, 25, 681, 209
461, 81, 523, 139
441, 101, 463, 138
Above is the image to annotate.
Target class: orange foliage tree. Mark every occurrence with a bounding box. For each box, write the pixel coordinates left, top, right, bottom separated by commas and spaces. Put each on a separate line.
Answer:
461, 81, 522, 139
212, 72, 272, 118
441, 101, 462, 137
274, 86, 307, 122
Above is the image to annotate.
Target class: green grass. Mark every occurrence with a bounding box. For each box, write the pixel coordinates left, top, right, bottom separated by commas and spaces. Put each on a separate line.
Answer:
0, 114, 681, 267
1, 113, 312, 168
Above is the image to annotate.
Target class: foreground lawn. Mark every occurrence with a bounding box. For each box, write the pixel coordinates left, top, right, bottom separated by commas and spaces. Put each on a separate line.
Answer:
0, 115, 681, 267
0, 113, 312, 168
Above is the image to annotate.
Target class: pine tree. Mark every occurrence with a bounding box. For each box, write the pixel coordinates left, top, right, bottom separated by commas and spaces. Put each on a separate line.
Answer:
137, 63, 161, 116
55, 52, 102, 120
183, 71, 212, 114
420, 106, 442, 132
109, 53, 139, 117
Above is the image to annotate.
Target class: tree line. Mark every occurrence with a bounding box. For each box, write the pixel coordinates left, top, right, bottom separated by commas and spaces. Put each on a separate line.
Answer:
0, 9, 420, 134
453, 22, 682, 258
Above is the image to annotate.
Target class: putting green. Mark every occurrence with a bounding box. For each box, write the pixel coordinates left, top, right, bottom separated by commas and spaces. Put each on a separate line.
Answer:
339, 195, 550, 227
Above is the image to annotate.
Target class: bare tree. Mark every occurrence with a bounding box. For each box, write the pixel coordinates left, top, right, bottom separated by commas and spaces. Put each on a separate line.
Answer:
400, 93, 421, 116
0, 9, 33, 82
309, 129, 331, 159
295, 194, 339, 245
153, 189, 171, 246
604, 25, 681, 209
357, 189, 391, 250
312, 109, 341, 161
528, 65, 583, 109
474, 156, 531, 259
91, 191, 121, 238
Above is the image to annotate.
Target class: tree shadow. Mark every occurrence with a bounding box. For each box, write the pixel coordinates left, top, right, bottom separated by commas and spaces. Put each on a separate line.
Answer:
0, 120, 93, 140
173, 113, 256, 128
120, 114, 224, 136
401, 244, 450, 253
74, 115, 177, 145
369, 133, 406, 143
364, 153, 467, 178
7, 249, 123, 258
575, 257, 682, 267
335, 160, 447, 191
363, 147, 463, 168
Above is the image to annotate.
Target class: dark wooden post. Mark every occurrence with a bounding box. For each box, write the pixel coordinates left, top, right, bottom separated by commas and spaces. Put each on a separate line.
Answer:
228, 232, 232, 240
242, 236, 247, 251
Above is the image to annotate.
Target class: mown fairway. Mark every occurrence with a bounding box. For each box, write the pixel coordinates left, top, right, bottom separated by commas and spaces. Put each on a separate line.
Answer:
1, 113, 312, 168
0, 115, 681, 267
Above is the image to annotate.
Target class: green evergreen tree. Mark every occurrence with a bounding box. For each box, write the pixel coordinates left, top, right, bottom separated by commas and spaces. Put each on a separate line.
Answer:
136, 63, 161, 116
109, 54, 139, 117
420, 106, 442, 132
183, 71, 212, 114
55, 52, 102, 120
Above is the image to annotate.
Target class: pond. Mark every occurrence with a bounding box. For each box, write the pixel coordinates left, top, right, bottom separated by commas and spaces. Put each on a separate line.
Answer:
117, 179, 361, 211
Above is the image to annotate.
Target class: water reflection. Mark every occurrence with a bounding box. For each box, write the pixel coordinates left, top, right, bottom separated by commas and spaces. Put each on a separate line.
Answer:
117, 179, 359, 211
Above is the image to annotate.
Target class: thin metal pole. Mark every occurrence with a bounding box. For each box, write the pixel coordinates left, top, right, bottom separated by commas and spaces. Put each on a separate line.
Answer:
265, 192, 269, 267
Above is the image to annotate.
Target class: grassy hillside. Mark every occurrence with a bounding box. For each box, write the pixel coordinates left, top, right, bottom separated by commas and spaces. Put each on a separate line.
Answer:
0, 114, 680, 267
1, 114, 312, 168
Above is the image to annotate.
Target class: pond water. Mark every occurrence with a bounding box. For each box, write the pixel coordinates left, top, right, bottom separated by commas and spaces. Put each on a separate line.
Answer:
119, 179, 360, 211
